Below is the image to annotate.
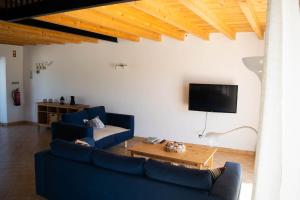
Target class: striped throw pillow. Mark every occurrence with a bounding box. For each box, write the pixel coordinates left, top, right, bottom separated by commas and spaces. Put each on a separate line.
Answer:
209, 167, 225, 182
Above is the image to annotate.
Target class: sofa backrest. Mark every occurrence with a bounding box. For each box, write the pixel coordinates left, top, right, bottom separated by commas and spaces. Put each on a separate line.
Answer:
36, 140, 241, 200
87, 106, 107, 124
92, 150, 145, 175
61, 110, 89, 126
144, 159, 213, 190
37, 152, 211, 200
50, 139, 93, 162
48, 140, 213, 190
61, 106, 107, 126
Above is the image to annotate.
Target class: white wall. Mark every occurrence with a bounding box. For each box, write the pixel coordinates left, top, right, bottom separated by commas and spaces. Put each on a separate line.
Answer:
0, 57, 7, 123
0, 44, 24, 123
23, 33, 264, 151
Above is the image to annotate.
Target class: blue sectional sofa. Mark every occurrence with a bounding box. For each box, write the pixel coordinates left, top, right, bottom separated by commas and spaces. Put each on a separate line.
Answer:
51, 106, 134, 149
35, 140, 242, 200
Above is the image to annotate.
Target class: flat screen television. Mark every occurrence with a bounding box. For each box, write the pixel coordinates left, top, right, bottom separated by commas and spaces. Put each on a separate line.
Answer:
189, 83, 238, 113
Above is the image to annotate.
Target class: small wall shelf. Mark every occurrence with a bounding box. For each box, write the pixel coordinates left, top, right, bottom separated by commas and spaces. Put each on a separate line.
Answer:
37, 102, 89, 128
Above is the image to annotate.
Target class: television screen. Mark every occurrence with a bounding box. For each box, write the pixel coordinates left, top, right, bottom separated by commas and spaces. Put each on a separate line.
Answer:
188, 84, 238, 113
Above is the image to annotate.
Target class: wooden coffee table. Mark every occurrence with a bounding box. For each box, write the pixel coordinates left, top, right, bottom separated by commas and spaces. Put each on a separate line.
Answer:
127, 141, 217, 169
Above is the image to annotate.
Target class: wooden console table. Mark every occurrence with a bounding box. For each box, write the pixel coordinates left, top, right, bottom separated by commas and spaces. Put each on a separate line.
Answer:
37, 102, 89, 128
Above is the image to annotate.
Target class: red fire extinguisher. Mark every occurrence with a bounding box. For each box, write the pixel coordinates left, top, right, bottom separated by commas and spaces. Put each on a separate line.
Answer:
12, 88, 21, 106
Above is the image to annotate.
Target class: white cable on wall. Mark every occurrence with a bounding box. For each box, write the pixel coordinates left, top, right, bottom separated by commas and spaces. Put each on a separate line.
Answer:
198, 112, 258, 138
199, 112, 208, 137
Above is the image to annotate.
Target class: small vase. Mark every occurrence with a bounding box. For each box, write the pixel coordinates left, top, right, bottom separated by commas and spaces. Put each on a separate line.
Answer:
70, 96, 75, 105
60, 96, 65, 105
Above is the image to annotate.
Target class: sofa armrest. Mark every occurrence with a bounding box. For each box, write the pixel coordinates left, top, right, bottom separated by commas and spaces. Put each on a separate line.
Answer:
51, 122, 93, 141
210, 162, 242, 200
35, 150, 51, 198
106, 113, 134, 132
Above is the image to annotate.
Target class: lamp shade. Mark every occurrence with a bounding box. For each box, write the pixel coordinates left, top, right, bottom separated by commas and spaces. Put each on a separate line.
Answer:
242, 56, 264, 81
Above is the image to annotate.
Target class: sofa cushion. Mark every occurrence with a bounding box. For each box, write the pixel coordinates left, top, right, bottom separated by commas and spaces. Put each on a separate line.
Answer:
88, 116, 105, 129
61, 110, 89, 125
94, 130, 133, 149
50, 139, 93, 163
209, 167, 225, 182
144, 159, 213, 190
93, 125, 129, 141
87, 106, 107, 124
92, 150, 145, 175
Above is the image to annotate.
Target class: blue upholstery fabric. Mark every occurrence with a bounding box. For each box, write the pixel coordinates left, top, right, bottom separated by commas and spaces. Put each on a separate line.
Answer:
95, 130, 133, 149
92, 150, 145, 175
51, 106, 135, 149
35, 150, 50, 198
79, 137, 95, 147
210, 162, 242, 200
87, 106, 107, 124
106, 113, 134, 131
35, 147, 242, 200
50, 139, 93, 163
51, 122, 93, 141
145, 159, 213, 190
36, 152, 211, 200
61, 110, 89, 126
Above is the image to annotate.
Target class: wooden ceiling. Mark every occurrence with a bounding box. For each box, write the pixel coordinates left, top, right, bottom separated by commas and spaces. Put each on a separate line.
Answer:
0, 0, 267, 46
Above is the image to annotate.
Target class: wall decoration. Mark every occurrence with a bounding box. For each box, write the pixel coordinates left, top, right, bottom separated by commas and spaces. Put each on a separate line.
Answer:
35, 61, 53, 74
12, 50, 16, 58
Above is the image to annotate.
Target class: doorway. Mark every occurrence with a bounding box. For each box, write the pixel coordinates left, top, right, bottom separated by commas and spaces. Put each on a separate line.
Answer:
0, 57, 7, 124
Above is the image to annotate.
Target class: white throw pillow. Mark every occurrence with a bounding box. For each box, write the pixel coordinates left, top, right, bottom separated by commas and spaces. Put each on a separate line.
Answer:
89, 116, 105, 129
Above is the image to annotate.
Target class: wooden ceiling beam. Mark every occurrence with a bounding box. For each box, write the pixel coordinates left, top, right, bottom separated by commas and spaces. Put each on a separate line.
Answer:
1, 0, 135, 21
0, 31, 66, 44
9, 22, 98, 43
178, 0, 235, 39
64, 10, 161, 41
36, 14, 140, 42
0, 29, 77, 44
93, 5, 186, 41
0, 29, 68, 44
0, 21, 96, 44
239, 0, 264, 39
0, 34, 49, 45
15, 19, 117, 42
0, 40, 33, 46
0, 0, 267, 44
130, 1, 209, 40
0, 38, 38, 46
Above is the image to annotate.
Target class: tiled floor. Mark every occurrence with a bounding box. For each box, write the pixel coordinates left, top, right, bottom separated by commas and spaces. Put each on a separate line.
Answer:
0, 124, 255, 200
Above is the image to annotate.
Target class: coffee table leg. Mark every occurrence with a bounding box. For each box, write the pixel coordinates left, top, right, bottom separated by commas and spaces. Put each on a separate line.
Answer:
198, 156, 214, 170
131, 152, 135, 157
197, 163, 204, 170
208, 156, 214, 169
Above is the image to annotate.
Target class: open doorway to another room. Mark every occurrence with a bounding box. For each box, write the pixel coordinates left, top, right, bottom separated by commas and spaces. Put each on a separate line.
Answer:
0, 57, 7, 124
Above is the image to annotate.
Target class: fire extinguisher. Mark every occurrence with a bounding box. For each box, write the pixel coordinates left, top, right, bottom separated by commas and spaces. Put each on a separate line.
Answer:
12, 88, 21, 106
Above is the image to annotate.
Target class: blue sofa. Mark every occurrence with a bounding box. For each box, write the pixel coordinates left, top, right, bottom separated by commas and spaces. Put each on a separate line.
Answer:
51, 106, 134, 149
35, 140, 242, 200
